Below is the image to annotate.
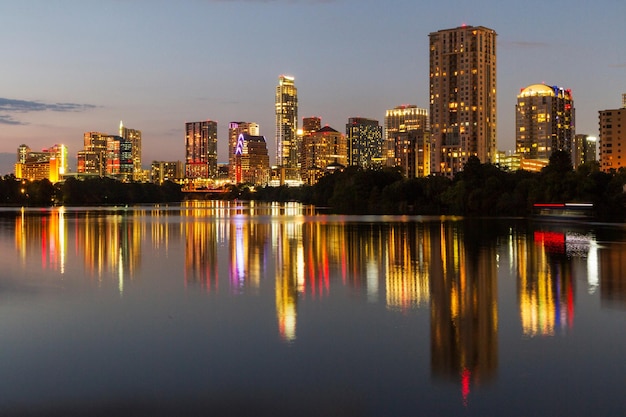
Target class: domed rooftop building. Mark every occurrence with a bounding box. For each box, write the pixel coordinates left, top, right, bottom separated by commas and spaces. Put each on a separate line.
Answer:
518, 84, 557, 97
515, 83, 575, 160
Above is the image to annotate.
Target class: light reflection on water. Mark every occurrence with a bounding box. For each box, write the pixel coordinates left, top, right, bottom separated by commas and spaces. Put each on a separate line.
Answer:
0, 201, 624, 416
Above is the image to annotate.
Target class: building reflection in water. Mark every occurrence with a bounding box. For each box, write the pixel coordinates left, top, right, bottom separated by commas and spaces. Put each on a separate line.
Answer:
429, 221, 498, 405
184, 210, 219, 293
515, 228, 591, 337
385, 223, 431, 311
275, 220, 301, 342
15, 208, 142, 294
16, 207, 67, 274
597, 230, 626, 310
16, 203, 626, 398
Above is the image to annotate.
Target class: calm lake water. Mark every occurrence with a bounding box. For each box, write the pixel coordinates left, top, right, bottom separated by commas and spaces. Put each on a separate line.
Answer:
0, 201, 624, 416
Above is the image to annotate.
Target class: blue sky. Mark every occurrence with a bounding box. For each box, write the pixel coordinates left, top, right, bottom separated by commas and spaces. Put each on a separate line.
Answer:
0, 0, 624, 171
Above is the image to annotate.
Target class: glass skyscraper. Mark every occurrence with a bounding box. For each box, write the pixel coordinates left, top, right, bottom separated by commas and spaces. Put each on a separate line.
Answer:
119, 121, 142, 181
346, 117, 384, 169
185, 120, 218, 180
275, 75, 298, 173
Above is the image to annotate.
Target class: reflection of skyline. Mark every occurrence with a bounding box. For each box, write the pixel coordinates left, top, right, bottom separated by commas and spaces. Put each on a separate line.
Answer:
386, 223, 431, 311
430, 222, 498, 405
10, 204, 626, 349
15, 208, 142, 293
598, 239, 626, 310
515, 229, 588, 337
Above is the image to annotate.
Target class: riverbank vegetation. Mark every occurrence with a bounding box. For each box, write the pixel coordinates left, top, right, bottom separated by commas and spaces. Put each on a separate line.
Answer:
252, 151, 626, 221
0, 176, 183, 206
2, 151, 625, 220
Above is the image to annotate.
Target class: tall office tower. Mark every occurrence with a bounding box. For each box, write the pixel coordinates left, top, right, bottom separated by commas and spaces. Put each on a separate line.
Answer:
298, 117, 322, 173
275, 75, 298, 172
599, 97, 626, 172
44, 144, 68, 176
228, 122, 259, 182
515, 84, 575, 160
302, 117, 321, 135
385, 105, 430, 178
346, 117, 384, 169
429, 25, 497, 176
119, 121, 142, 181
185, 120, 218, 179
234, 133, 270, 185
78, 132, 109, 175
572, 134, 597, 169
17, 144, 30, 164
106, 135, 133, 179
300, 126, 347, 185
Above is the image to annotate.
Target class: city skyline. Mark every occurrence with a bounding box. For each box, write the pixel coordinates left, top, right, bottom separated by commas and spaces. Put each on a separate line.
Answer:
0, 1, 624, 172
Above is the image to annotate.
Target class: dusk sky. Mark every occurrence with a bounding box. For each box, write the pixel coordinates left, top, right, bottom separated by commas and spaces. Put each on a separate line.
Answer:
1, 0, 625, 171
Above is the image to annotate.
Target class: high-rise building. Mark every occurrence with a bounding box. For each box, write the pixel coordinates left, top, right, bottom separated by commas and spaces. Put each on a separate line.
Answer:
300, 126, 347, 185
275, 75, 298, 172
346, 117, 384, 169
119, 121, 142, 181
15, 143, 67, 182
572, 134, 597, 169
185, 120, 218, 180
17, 144, 30, 164
385, 106, 430, 178
228, 122, 259, 182
106, 135, 133, 179
234, 133, 270, 185
429, 25, 497, 176
302, 117, 321, 135
78, 132, 109, 175
515, 84, 575, 160
599, 97, 626, 172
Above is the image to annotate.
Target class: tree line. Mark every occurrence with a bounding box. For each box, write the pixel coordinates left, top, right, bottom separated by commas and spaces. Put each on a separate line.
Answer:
0, 176, 183, 206
250, 151, 626, 221
3, 151, 625, 221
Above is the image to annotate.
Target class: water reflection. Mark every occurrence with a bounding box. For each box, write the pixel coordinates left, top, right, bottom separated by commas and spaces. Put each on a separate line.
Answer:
5, 203, 626, 408
8, 205, 626, 315
429, 221, 498, 402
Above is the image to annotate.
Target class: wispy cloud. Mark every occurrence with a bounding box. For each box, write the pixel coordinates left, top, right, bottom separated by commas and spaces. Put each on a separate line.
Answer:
0, 115, 25, 126
500, 41, 550, 49
0, 97, 96, 125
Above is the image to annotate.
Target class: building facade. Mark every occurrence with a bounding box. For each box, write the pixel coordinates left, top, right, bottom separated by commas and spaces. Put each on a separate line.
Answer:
346, 117, 384, 169
119, 121, 142, 181
429, 25, 497, 176
234, 133, 270, 185
275, 75, 299, 176
599, 99, 626, 172
228, 122, 259, 182
78, 132, 109, 176
572, 134, 597, 169
385, 106, 430, 178
15, 144, 67, 182
185, 120, 218, 180
302, 117, 321, 135
515, 84, 575, 160
106, 135, 133, 179
151, 161, 184, 184
300, 126, 347, 185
